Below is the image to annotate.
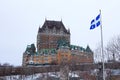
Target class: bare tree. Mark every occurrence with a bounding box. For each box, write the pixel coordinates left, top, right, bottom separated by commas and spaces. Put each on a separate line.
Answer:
94, 44, 102, 63
94, 43, 107, 63
59, 59, 70, 80
106, 35, 120, 62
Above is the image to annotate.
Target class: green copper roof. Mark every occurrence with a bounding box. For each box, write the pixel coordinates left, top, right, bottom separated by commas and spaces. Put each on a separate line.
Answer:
70, 45, 93, 53
57, 39, 70, 49
85, 45, 93, 53
24, 43, 93, 56
26, 44, 36, 53
70, 45, 85, 51
37, 49, 57, 55
25, 44, 36, 55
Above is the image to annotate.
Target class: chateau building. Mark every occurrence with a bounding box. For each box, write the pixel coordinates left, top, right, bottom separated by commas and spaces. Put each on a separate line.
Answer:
22, 20, 93, 66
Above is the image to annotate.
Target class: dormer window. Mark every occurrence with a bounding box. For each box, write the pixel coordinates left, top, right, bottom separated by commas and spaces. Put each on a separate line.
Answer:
53, 27, 56, 34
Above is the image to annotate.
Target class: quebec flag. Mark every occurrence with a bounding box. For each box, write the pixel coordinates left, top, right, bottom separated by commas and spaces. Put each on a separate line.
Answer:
90, 14, 101, 30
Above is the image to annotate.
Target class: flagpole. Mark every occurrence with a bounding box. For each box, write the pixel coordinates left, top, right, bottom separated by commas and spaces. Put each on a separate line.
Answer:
99, 10, 105, 80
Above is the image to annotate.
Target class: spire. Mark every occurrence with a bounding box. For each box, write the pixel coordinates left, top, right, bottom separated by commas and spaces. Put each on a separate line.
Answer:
68, 28, 70, 34
86, 45, 93, 53
45, 17, 47, 21
38, 25, 42, 33
61, 18, 62, 22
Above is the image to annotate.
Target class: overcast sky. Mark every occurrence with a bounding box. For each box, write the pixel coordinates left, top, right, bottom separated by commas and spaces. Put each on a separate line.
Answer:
0, 0, 120, 66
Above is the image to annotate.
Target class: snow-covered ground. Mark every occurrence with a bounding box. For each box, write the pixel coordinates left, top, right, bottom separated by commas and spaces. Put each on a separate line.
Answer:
1, 69, 120, 80
0, 72, 79, 80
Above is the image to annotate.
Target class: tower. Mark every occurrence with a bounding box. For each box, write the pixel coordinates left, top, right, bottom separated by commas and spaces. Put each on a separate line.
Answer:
37, 20, 70, 51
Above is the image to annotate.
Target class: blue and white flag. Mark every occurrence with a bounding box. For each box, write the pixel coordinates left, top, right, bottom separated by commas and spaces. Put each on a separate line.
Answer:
90, 14, 101, 30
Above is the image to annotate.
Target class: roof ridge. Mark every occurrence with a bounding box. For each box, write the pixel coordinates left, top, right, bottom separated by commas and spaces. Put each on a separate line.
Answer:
38, 20, 70, 34
45, 19, 62, 22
